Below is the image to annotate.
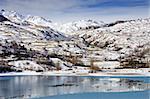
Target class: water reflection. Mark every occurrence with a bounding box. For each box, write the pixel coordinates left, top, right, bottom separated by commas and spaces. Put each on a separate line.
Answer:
0, 76, 149, 98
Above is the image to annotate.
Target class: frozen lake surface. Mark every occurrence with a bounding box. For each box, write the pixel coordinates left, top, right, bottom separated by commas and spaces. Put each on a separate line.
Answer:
0, 76, 149, 99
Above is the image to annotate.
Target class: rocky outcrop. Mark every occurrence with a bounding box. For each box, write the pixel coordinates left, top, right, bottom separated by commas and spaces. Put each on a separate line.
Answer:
0, 14, 9, 22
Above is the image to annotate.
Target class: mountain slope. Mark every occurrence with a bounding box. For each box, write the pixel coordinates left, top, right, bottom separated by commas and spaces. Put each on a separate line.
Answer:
25, 15, 52, 27
78, 18, 150, 61
52, 20, 104, 35
0, 10, 68, 53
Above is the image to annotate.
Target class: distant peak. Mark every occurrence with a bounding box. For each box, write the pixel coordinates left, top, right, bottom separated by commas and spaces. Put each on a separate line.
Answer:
26, 15, 52, 23
1, 10, 52, 26
25, 15, 52, 27
1, 10, 25, 23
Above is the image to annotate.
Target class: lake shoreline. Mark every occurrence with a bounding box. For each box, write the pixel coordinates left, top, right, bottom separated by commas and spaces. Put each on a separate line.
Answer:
0, 71, 150, 77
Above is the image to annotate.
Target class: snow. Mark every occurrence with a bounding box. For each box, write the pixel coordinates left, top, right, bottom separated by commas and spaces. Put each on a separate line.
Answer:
50, 58, 72, 70
0, 16, 68, 48
0, 68, 149, 77
25, 15, 52, 27
52, 20, 104, 35
8, 60, 45, 71
78, 18, 150, 60
93, 61, 120, 69
2, 10, 24, 23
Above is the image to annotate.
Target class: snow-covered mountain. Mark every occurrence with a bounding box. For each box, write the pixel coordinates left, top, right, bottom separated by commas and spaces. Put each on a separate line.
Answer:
25, 15, 52, 27
0, 10, 149, 72
1, 10, 104, 35
2, 10, 24, 23
78, 18, 150, 60
53, 20, 104, 35
0, 10, 82, 71
0, 10, 68, 41
2, 10, 53, 27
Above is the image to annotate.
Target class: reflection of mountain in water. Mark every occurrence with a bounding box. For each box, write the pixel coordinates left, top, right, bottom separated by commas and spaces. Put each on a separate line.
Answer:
0, 76, 149, 98
91, 78, 149, 92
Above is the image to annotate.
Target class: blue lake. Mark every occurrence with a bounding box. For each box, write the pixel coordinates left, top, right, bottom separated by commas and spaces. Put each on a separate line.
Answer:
0, 76, 149, 99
